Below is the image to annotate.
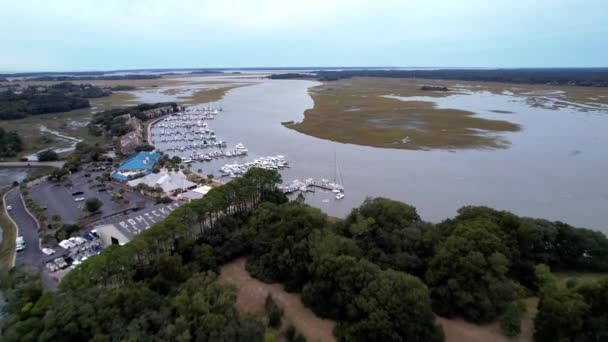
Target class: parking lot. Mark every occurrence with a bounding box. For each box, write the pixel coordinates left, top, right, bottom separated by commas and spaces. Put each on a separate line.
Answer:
29, 170, 155, 225
45, 231, 102, 273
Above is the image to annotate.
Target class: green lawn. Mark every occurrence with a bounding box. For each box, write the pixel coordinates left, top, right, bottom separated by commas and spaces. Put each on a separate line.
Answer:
554, 271, 608, 288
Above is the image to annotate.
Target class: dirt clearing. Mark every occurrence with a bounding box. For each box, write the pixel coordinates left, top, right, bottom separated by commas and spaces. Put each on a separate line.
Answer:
218, 257, 336, 342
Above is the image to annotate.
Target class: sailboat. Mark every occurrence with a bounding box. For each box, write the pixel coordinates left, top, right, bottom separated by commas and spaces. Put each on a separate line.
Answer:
333, 152, 345, 199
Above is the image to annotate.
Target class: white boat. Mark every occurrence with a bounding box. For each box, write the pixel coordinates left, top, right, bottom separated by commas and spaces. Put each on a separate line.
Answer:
335, 193, 345, 200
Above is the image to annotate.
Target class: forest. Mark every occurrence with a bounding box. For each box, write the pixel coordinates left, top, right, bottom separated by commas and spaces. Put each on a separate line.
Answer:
1, 169, 607, 341
269, 68, 608, 87
0, 82, 110, 120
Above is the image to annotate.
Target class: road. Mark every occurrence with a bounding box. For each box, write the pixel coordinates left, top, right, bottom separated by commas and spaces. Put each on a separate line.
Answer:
5, 188, 58, 289
0, 161, 65, 168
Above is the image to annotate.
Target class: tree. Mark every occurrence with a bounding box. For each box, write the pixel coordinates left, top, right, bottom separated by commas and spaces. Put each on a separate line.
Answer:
500, 302, 522, 337
246, 201, 328, 291
0, 128, 23, 157
336, 269, 444, 342
425, 218, 516, 322
340, 197, 434, 277
302, 255, 380, 320
37, 149, 59, 161
84, 197, 103, 213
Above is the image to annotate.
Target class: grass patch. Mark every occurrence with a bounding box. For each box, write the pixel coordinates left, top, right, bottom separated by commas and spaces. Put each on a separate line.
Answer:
287, 77, 521, 150
0, 201, 17, 270
554, 271, 608, 288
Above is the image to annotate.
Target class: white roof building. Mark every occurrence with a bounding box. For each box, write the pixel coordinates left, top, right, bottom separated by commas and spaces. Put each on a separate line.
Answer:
180, 185, 213, 200
127, 171, 197, 194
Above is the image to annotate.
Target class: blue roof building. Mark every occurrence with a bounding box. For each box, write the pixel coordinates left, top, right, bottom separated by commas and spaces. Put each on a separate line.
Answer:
111, 152, 160, 182
116, 152, 160, 171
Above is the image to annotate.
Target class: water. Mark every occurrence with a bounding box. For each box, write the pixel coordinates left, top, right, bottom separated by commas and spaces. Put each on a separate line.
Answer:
0, 168, 27, 190
149, 76, 608, 233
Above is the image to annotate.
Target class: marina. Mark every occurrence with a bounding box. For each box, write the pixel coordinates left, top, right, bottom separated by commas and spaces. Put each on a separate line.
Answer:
280, 178, 345, 200
150, 96, 348, 203
147, 75, 608, 233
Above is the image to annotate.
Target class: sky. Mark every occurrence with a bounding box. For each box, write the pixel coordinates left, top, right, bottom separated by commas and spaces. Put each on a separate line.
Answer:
1, 0, 607, 72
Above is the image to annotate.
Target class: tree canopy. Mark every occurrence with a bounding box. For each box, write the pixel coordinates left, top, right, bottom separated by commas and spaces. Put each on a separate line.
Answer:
0, 127, 23, 157
2, 176, 607, 341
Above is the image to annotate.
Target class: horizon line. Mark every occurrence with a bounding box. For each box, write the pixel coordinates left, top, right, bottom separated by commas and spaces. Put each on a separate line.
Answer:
2, 66, 608, 75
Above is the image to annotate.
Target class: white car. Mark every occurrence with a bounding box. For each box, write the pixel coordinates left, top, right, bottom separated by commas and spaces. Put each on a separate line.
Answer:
16, 237, 26, 251
6, 205, 12, 211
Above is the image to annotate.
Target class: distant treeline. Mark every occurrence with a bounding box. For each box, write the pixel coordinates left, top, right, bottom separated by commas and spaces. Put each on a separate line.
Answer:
268, 73, 317, 80
0, 71, 108, 77
22, 74, 162, 82
190, 70, 220, 74
270, 68, 608, 87
0, 82, 110, 120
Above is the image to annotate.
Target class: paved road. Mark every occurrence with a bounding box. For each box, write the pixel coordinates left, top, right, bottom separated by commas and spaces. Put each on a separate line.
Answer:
0, 161, 65, 168
5, 188, 57, 289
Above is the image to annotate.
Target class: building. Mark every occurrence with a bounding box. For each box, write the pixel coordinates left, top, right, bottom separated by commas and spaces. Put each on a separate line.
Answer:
180, 185, 213, 200
127, 170, 197, 194
91, 202, 181, 247
111, 151, 160, 181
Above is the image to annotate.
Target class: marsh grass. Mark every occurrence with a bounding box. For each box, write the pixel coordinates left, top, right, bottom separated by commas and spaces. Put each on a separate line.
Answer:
287, 77, 521, 150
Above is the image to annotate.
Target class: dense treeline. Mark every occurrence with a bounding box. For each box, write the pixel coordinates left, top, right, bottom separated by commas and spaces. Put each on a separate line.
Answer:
88, 102, 179, 137
2, 177, 607, 341
267, 73, 316, 80
0, 127, 23, 157
0, 71, 108, 77
269, 68, 608, 87
25, 74, 161, 82
0, 82, 110, 120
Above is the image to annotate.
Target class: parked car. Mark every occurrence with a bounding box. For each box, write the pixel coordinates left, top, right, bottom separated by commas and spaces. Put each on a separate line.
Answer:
6, 205, 12, 211
72, 191, 84, 196
16, 236, 25, 252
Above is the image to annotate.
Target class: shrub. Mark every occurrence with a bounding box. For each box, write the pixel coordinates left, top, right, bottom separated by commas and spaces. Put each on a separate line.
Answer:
264, 294, 283, 328
37, 150, 59, 161
500, 302, 522, 337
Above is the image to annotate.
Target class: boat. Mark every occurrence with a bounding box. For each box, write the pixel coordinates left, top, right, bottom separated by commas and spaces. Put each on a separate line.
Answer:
335, 193, 345, 200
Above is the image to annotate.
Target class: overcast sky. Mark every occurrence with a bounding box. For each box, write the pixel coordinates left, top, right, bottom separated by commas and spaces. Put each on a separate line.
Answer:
1, 0, 607, 71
